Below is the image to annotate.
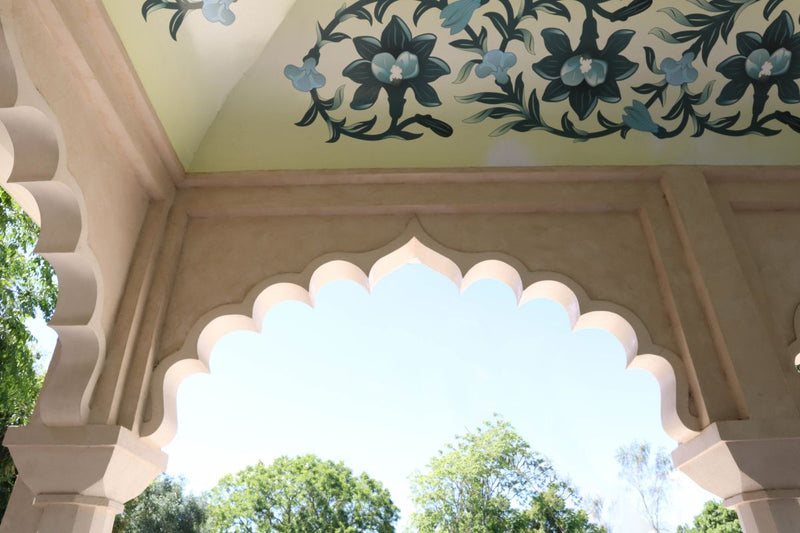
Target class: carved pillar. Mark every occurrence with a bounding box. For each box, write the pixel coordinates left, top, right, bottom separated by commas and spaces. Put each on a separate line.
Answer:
2, 425, 166, 533
673, 420, 800, 533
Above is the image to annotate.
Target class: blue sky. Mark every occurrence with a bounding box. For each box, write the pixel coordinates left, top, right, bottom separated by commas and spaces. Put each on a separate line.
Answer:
153, 263, 716, 532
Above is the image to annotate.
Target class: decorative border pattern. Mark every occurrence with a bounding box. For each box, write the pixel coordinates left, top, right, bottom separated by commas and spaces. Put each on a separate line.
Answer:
143, 0, 800, 142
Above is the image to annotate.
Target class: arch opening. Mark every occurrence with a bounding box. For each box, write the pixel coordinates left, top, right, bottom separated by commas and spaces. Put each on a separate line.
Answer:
144, 234, 702, 449
160, 259, 716, 532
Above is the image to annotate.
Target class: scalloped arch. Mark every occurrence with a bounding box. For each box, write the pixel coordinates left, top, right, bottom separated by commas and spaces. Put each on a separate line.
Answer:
0, 18, 105, 426
142, 221, 702, 448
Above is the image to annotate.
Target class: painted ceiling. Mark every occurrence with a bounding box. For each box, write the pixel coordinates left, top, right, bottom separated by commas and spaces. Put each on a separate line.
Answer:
101, 0, 800, 171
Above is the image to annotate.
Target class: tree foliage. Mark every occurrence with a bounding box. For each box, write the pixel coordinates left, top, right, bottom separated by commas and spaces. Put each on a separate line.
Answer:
0, 189, 57, 519
205, 454, 398, 532
615, 442, 673, 533
409, 417, 605, 533
677, 500, 742, 533
113, 475, 206, 533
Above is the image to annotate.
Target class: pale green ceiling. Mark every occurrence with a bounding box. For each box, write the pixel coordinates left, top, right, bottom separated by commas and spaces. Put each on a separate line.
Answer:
103, 0, 800, 172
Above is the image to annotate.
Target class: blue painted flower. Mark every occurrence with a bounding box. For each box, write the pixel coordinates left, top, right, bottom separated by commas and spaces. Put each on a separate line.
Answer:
717, 11, 800, 107
475, 50, 517, 84
661, 52, 698, 86
532, 28, 638, 120
284, 58, 326, 92
440, 0, 482, 35
202, 0, 236, 25
622, 100, 658, 133
371, 52, 419, 85
343, 16, 450, 112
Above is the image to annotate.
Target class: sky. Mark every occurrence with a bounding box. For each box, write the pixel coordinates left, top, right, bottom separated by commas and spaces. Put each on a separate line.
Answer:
30, 263, 716, 532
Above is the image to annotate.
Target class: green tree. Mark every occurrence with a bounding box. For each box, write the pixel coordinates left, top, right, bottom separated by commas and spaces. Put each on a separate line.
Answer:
0, 189, 57, 520
113, 475, 206, 533
677, 500, 742, 533
615, 442, 673, 533
409, 417, 605, 533
205, 454, 398, 532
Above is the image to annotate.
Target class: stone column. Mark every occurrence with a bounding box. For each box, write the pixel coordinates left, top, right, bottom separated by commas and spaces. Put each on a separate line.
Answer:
673, 419, 800, 533
1, 425, 166, 533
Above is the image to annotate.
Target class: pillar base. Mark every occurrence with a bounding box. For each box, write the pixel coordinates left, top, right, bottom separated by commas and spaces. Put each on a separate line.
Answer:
1, 424, 167, 533
673, 419, 800, 533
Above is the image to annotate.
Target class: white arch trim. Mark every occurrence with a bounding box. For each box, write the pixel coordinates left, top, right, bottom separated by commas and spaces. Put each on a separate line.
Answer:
142, 227, 703, 449
0, 18, 105, 427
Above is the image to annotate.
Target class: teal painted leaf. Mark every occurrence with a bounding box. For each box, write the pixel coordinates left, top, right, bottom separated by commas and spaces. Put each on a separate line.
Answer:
489, 121, 522, 136
295, 103, 319, 127
331, 85, 346, 111
375, 0, 399, 24
169, 9, 186, 41
454, 60, 481, 84
517, 28, 536, 54
658, 7, 692, 26
141, 0, 168, 20
764, 0, 784, 20
649, 28, 681, 44
464, 108, 494, 123
684, 0, 723, 12
484, 12, 510, 41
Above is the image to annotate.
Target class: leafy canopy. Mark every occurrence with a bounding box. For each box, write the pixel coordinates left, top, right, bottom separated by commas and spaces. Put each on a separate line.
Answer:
677, 500, 742, 533
113, 475, 206, 533
0, 189, 57, 519
409, 416, 606, 533
205, 454, 398, 533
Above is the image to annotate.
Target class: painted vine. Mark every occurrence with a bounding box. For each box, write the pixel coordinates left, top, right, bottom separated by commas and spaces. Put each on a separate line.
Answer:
143, 0, 800, 142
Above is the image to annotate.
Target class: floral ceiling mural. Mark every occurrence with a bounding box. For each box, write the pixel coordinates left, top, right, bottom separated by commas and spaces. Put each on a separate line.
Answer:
138, 0, 800, 160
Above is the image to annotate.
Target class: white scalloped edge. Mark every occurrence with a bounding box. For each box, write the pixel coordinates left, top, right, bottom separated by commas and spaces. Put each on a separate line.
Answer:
0, 14, 105, 427
142, 220, 702, 448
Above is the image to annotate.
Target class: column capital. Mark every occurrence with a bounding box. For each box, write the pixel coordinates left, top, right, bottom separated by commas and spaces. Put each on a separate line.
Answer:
672, 419, 800, 500
3, 424, 167, 506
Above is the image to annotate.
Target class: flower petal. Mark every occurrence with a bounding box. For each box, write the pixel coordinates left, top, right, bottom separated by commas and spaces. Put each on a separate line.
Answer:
560, 56, 584, 87
531, 56, 563, 80
343, 59, 374, 84
745, 49, 770, 79
542, 79, 570, 102
353, 36, 382, 61
763, 10, 793, 50
381, 15, 412, 55
769, 48, 792, 76
475, 62, 494, 78
716, 55, 746, 80
418, 57, 451, 82
609, 55, 638, 80
371, 52, 397, 84
736, 32, 763, 56
409, 81, 442, 107
541, 28, 572, 58
716, 79, 749, 105
410, 33, 437, 60
602, 29, 635, 57
584, 59, 608, 87
569, 86, 598, 120
595, 77, 621, 103
350, 83, 382, 110
776, 77, 800, 104
396, 51, 420, 80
